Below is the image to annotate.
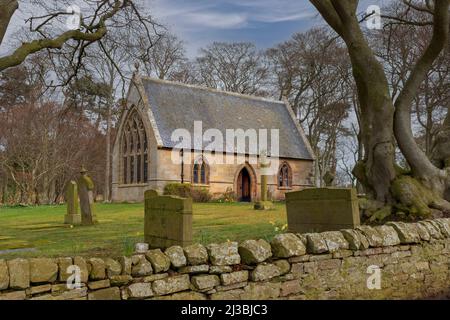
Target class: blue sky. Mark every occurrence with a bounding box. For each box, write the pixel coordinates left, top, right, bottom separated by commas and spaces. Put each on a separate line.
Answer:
149, 0, 389, 57
150, 0, 319, 56
1, 0, 389, 57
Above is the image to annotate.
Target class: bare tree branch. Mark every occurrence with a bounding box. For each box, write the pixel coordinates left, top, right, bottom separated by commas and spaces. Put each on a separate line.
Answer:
394, 0, 449, 178
0, 0, 126, 72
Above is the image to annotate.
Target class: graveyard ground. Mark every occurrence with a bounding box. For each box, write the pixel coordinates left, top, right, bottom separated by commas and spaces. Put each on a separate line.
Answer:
0, 202, 287, 259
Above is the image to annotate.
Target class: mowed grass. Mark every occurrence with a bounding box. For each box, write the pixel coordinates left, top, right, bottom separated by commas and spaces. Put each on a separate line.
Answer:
0, 202, 286, 259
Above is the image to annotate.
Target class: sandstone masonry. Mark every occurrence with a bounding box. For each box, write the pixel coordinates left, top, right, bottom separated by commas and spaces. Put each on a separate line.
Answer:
0, 218, 449, 300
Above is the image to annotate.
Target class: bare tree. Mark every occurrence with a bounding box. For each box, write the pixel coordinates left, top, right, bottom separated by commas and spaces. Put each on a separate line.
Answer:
373, 4, 449, 160
0, 99, 104, 204
84, 31, 134, 202
0, 0, 161, 79
267, 28, 352, 186
432, 111, 450, 172
169, 60, 198, 84
1, 1, 164, 203
136, 32, 187, 80
336, 124, 361, 188
195, 42, 269, 95
310, 0, 450, 217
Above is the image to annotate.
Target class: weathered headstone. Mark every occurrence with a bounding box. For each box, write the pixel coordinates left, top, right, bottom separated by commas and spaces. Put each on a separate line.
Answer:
144, 190, 192, 249
64, 181, 81, 225
254, 151, 274, 210
144, 189, 159, 199
286, 188, 360, 233
77, 166, 97, 225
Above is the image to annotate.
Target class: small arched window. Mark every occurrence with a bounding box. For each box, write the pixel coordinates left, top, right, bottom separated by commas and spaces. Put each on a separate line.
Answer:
193, 163, 199, 184
121, 108, 149, 184
278, 162, 292, 188
192, 156, 209, 185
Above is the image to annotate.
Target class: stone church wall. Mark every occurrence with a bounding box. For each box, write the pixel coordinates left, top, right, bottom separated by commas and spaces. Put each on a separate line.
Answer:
112, 148, 315, 203
1, 218, 449, 300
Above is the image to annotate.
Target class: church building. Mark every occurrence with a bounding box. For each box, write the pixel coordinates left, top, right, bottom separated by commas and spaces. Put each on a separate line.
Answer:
111, 75, 315, 202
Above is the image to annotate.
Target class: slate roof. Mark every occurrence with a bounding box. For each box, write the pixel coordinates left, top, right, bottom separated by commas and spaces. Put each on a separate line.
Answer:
140, 77, 314, 160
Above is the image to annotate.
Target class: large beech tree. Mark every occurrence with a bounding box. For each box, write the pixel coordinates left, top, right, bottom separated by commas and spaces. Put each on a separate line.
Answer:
310, 0, 450, 217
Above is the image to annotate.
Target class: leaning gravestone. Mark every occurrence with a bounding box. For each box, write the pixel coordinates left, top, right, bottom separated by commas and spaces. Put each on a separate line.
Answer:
286, 188, 360, 233
64, 181, 81, 225
144, 190, 192, 249
77, 167, 97, 225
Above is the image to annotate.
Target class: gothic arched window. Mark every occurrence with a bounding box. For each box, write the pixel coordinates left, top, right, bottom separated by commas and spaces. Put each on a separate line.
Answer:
122, 109, 149, 184
278, 162, 292, 188
192, 156, 209, 185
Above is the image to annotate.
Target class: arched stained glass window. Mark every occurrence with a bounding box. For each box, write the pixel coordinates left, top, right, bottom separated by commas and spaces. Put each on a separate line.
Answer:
200, 163, 206, 183
121, 108, 149, 184
193, 163, 200, 184
278, 162, 292, 188
192, 156, 209, 185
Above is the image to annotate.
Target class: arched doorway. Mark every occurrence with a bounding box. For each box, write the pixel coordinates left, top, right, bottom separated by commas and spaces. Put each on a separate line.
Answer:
237, 167, 252, 202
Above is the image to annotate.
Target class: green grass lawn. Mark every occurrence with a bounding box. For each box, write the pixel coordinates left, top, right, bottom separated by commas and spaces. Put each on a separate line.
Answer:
0, 202, 286, 259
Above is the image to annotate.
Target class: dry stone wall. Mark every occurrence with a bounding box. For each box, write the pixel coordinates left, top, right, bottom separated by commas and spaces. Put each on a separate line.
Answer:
1, 218, 450, 300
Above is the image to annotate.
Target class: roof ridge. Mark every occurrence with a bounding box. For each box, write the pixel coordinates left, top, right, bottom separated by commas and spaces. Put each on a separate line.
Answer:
140, 76, 285, 105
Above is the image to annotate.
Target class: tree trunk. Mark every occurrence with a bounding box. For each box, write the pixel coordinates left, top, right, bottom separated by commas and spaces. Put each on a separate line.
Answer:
1, 180, 7, 204
0, 0, 18, 46
104, 93, 113, 203
432, 110, 450, 169
393, 1, 450, 199
47, 179, 56, 204
314, 157, 321, 187
330, 3, 397, 203
431, 110, 450, 203
310, 0, 450, 216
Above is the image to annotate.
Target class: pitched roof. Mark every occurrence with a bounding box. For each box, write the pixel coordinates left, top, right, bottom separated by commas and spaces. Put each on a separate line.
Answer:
139, 77, 314, 160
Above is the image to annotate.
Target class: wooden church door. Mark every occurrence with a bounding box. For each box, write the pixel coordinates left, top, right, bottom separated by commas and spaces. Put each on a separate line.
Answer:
237, 167, 251, 202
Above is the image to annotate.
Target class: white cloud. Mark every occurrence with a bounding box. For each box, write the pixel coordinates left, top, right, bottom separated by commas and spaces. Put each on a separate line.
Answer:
150, 0, 313, 30
151, 1, 247, 30
145, 0, 318, 57
150, 0, 214, 19
183, 12, 248, 29
254, 12, 315, 23
230, 0, 315, 23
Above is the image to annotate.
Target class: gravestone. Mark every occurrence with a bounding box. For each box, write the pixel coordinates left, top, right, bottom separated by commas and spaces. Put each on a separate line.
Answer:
144, 190, 192, 249
77, 167, 97, 225
64, 181, 81, 225
144, 189, 159, 199
286, 188, 360, 233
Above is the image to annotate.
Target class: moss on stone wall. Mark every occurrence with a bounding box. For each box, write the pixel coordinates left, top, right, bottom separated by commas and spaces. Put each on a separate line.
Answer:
0, 218, 449, 300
